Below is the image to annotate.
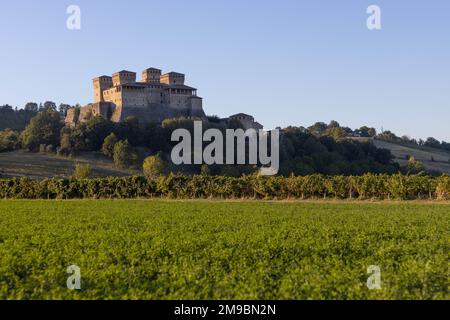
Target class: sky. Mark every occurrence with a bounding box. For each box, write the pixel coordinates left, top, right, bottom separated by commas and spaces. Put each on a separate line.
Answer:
0, 0, 449, 141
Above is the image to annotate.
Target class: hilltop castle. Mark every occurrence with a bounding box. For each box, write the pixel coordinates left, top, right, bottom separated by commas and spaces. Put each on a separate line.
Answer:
65, 68, 206, 126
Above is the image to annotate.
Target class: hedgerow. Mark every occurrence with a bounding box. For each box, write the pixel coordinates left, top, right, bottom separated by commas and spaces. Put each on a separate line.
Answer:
0, 173, 449, 200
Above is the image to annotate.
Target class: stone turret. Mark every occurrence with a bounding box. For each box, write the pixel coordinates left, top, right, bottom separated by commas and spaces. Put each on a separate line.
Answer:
112, 70, 136, 86
142, 68, 162, 84
160, 72, 185, 85
93, 76, 112, 102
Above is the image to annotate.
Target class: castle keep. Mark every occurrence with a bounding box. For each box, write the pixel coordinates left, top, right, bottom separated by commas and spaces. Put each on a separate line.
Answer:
65, 68, 205, 126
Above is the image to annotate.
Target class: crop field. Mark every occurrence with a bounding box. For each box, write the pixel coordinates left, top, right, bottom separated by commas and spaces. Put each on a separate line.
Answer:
0, 200, 448, 300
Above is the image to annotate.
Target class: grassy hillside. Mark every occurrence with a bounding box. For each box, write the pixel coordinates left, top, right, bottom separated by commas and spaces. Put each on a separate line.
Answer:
373, 139, 450, 174
0, 150, 139, 179
0, 200, 447, 299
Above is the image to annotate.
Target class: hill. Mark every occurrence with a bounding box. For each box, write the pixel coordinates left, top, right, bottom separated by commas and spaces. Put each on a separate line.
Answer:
372, 139, 450, 174
0, 150, 139, 179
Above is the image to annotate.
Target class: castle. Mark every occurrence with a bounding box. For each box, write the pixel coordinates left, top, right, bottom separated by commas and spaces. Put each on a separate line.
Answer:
65, 67, 263, 130
65, 68, 206, 126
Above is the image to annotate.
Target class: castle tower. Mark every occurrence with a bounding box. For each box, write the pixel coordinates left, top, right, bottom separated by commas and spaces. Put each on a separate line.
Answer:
142, 68, 162, 84
160, 72, 185, 85
93, 76, 113, 102
112, 70, 136, 86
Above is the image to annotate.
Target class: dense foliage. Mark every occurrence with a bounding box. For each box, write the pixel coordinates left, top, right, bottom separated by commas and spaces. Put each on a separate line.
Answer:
21, 111, 63, 151
0, 174, 448, 200
0, 105, 37, 131
58, 116, 402, 175
0, 200, 447, 299
1, 109, 448, 175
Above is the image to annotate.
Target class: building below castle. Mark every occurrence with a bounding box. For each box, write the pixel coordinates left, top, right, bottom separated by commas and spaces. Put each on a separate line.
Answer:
227, 113, 263, 130
65, 68, 205, 127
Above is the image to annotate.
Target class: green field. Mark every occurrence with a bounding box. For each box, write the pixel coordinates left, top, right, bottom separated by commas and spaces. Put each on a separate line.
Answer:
0, 200, 448, 300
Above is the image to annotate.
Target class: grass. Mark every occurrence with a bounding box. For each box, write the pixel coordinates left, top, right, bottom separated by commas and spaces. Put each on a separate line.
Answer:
0, 150, 138, 179
373, 139, 450, 174
0, 200, 448, 300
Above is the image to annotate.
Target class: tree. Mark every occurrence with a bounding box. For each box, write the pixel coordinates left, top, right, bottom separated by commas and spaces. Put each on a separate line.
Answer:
357, 126, 376, 138
58, 129, 72, 156
72, 163, 92, 179
58, 104, 71, 118
24, 102, 38, 112
328, 120, 340, 129
407, 156, 424, 174
40, 101, 57, 112
143, 153, 168, 179
113, 140, 138, 169
327, 127, 345, 141
308, 122, 328, 136
116, 116, 141, 146
0, 129, 21, 152
102, 133, 118, 158
425, 137, 440, 148
21, 111, 63, 151
367, 128, 377, 137
71, 116, 114, 151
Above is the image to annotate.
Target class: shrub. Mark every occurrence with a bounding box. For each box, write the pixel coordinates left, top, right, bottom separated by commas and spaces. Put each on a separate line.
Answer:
407, 156, 424, 174
436, 175, 450, 200
200, 164, 210, 176
45, 144, 55, 153
39, 144, 47, 153
143, 153, 168, 179
72, 163, 92, 179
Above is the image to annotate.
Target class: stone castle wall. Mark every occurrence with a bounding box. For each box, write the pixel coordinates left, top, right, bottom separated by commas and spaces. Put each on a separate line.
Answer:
66, 67, 206, 126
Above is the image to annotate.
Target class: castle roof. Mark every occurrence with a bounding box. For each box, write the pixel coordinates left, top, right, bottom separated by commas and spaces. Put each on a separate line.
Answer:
167, 84, 197, 90
93, 75, 112, 80
163, 71, 185, 76
144, 67, 162, 72
113, 70, 136, 75
229, 113, 254, 119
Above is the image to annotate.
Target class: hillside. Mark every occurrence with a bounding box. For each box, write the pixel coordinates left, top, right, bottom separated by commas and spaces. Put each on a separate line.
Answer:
0, 150, 139, 179
372, 139, 450, 174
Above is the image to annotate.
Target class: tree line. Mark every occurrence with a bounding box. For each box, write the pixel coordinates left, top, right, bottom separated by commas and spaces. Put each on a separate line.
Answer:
0, 110, 447, 177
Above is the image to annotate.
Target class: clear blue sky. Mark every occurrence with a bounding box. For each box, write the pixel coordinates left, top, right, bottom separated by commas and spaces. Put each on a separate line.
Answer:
0, 0, 449, 140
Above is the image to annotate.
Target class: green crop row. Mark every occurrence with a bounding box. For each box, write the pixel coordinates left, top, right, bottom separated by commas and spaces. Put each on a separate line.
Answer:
0, 174, 449, 200
0, 200, 448, 299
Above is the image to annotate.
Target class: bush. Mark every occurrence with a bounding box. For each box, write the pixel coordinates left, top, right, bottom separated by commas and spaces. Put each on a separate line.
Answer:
72, 163, 92, 179
45, 145, 55, 153
436, 175, 450, 200
143, 153, 168, 179
39, 144, 47, 153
